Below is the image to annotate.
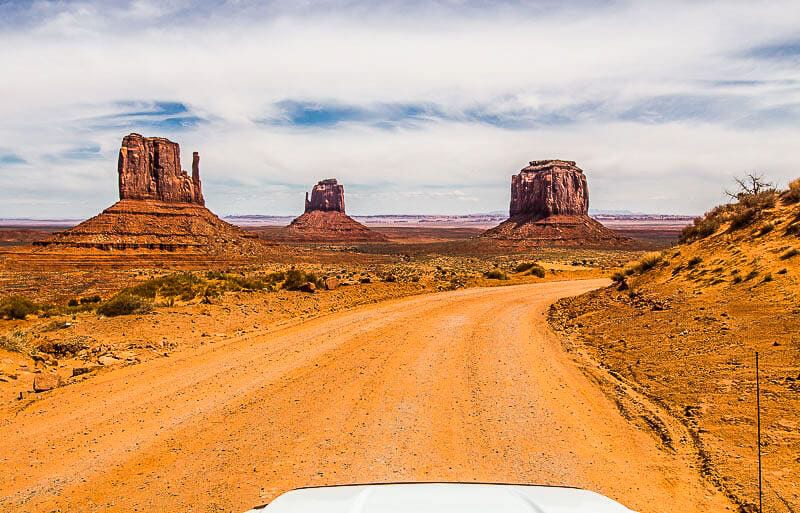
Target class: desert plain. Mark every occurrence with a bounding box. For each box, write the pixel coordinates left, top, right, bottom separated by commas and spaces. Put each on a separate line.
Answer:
0, 147, 797, 513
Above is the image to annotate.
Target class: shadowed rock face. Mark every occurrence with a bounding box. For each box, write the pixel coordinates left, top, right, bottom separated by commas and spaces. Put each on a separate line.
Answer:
510, 160, 588, 218
118, 133, 204, 205
305, 178, 345, 213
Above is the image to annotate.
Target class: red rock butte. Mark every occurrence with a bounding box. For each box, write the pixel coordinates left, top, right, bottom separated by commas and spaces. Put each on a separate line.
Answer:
481, 160, 630, 247
34, 133, 267, 257
278, 178, 387, 242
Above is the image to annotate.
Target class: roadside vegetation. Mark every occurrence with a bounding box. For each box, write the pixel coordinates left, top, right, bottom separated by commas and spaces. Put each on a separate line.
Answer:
680, 173, 779, 243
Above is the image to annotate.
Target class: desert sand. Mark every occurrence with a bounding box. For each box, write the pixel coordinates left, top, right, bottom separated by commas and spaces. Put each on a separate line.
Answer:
0, 279, 734, 512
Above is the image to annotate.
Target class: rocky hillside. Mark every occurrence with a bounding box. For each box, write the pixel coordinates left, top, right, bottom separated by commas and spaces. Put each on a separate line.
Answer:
550, 178, 800, 513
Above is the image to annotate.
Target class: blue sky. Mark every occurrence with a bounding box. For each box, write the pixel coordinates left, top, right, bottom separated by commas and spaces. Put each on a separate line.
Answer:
0, 0, 799, 217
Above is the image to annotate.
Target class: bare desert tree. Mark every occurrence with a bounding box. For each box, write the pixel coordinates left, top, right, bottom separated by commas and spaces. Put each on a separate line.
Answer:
725, 173, 775, 201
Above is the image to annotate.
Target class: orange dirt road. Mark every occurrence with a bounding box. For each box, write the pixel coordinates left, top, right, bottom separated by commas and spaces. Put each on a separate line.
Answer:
0, 279, 733, 512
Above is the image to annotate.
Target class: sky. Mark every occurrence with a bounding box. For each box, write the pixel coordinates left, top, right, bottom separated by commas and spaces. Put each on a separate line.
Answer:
0, 0, 799, 218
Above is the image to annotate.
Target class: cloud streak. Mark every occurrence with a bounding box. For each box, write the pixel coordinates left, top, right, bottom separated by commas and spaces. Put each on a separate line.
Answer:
0, 0, 799, 217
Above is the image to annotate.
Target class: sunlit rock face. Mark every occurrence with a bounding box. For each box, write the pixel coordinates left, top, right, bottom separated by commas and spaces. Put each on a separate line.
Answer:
481, 159, 631, 248
509, 160, 588, 218
118, 133, 204, 205
304, 178, 345, 213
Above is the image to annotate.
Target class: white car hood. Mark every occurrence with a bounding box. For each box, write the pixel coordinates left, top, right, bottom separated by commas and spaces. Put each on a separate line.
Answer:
246, 483, 637, 513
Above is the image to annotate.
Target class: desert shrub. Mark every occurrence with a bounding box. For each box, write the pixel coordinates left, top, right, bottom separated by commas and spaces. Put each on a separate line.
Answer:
783, 178, 800, 204
0, 296, 39, 320
738, 190, 776, 211
681, 175, 780, 241
514, 262, 536, 273
611, 271, 626, 283
383, 274, 397, 282
225, 275, 269, 291
515, 262, 546, 278
635, 252, 663, 273
729, 207, 757, 230
0, 330, 30, 354
123, 272, 203, 301
97, 293, 153, 317
527, 265, 546, 278
80, 295, 102, 304
780, 248, 798, 260
731, 275, 742, 284
283, 270, 323, 290
777, 268, 788, 275
762, 273, 773, 283
679, 216, 721, 243
687, 256, 703, 268
68, 299, 79, 307
484, 270, 508, 280
744, 270, 759, 281
757, 223, 775, 236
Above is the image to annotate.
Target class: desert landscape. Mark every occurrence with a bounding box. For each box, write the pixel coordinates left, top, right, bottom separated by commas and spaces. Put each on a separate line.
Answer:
0, 131, 796, 513
2, 3, 799, 512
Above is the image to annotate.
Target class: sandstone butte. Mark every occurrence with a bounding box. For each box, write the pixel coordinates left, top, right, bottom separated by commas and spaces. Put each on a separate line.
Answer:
35, 133, 267, 257
481, 159, 631, 247
278, 178, 388, 242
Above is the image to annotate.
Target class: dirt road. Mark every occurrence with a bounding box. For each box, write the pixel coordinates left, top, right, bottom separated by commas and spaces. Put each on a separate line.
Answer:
0, 279, 733, 512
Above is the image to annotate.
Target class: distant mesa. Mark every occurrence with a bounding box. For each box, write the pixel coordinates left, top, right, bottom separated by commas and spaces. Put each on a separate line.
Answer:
35, 133, 267, 257
278, 178, 387, 242
305, 178, 345, 213
118, 133, 205, 205
481, 160, 631, 247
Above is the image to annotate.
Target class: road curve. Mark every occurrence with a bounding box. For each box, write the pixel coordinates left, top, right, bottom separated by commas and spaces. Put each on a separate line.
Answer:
0, 279, 732, 512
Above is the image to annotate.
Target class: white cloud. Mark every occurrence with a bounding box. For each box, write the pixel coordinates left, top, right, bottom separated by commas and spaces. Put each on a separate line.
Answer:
0, 0, 799, 217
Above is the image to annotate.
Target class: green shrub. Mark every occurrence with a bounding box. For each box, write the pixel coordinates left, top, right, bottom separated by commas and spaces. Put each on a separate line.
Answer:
484, 270, 508, 280
514, 262, 536, 273
0, 296, 39, 320
515, 262, 546, 277
528, 266, 546, 278
283, 269, 322, 290
97, 293, 153, 317
124, 272, 202, 301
